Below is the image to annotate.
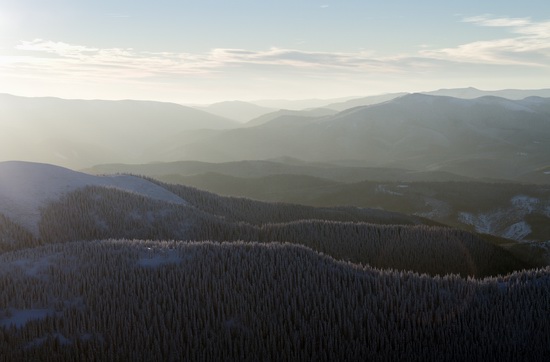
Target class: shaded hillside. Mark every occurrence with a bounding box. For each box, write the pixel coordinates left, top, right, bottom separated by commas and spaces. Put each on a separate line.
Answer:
325, 92, 407, 111
0, 241, 548, 360
148, 172, 550, 245
424, 86, 550, 99
0, 162, 534, 275
36, 184, 528, 277
85, 159, 476, 183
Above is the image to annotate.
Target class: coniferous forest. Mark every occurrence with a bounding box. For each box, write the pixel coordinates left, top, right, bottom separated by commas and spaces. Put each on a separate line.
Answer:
1, 174, 549, 360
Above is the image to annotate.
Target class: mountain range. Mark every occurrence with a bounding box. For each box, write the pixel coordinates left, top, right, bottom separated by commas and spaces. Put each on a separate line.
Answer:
156, 94, 550, 183
2, 89, 550, 182
0, 93, 237, 168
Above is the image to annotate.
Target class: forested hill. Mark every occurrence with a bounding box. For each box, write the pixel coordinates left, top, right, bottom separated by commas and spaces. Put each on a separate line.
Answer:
0, 240, 548, 361
0, 161, 547, 360
0, 161, 531, 277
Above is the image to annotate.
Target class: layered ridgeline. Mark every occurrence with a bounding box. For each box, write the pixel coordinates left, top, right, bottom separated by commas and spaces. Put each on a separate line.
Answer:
0, 240, 548, 361
0, 161, 528, 276
0, 94, 238, 169
85, 159, 550, 257
154, 94, 550, 183
3, 91, 550, 181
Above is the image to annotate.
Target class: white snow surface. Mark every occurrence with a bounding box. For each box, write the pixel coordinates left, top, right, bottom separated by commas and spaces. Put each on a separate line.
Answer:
502, 221, 532, 241
0, 161, 187, 235
458, 194, 549, 241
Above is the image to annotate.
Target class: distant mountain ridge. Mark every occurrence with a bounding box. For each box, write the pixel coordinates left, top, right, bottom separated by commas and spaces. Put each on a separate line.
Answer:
195, 100, 275, 123
2, 89, 550, 173
0, 93, 238, 168
153, 94, 550, 183
424, 86, 550, 99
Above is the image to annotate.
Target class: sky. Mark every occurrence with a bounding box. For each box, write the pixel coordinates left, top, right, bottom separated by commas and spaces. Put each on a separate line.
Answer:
0, 0, 549, 104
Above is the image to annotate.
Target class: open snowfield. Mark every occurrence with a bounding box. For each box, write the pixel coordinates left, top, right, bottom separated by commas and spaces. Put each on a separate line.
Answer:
0, 161, 187, 235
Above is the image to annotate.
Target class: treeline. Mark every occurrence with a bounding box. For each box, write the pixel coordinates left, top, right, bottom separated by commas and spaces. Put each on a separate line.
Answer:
0, 240, 548, 361
37, 186, 527, 276
0, 213, 40, 252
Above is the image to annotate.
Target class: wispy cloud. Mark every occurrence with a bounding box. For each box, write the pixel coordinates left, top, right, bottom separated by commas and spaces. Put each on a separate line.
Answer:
6, 39, 219, 81
3, 39, 402, 83
422, 16, 550, 67
1, 16, 549, 94
463, 15, 531, 28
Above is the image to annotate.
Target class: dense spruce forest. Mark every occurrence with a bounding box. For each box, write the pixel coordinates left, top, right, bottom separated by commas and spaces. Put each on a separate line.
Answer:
0, 165, 548, 360
33, 183, 527, 277
0, 241, 548, 361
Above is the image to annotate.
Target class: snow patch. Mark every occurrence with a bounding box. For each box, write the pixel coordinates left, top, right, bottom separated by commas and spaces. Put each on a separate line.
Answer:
0, 161, 187, 236
458, 212, 495, 234
0, 252, 61, 279
25, 333, 72, 349
502, 221, 532, 240
0, 308, 54, 328
458, 195, 549, 241
511, 195, 539, 213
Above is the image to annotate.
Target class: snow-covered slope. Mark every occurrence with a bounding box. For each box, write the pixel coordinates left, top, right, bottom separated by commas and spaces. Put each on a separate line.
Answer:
458, 195, 550, 242
0, 161, 187, 235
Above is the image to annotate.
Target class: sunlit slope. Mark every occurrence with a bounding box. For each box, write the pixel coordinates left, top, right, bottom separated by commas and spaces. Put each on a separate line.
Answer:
0, 240, 547, 360
197, 100, 276, 122
424, 86, 550, 99
0, 94, 238, 168
0, 161, 186, 235
244, 108, 337, 127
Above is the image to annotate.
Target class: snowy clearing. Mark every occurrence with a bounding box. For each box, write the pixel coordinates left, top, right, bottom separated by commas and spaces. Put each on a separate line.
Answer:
0, 161, 187, 236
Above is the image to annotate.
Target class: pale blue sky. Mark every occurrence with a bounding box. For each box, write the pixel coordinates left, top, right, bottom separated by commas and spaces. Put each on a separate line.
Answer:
1, 0, 549, 103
